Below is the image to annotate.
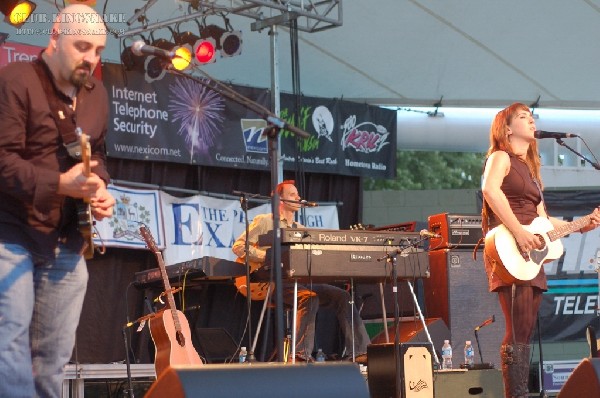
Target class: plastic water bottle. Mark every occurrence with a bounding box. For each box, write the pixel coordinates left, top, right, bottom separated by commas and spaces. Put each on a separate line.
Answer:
464, 341, 475, 367
441, 340, 453, 370
239, 346, 247, 363
316, 348, 326, 363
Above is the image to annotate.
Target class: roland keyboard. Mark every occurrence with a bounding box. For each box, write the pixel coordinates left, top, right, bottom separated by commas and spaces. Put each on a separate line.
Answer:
134, 256, 245, 288
276, 245, 430, 282
258, 228, 421, 247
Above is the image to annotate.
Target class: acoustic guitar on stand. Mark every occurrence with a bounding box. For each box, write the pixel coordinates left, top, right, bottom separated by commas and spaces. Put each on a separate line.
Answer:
484, 214, 593, 284
139, 226, 203, 377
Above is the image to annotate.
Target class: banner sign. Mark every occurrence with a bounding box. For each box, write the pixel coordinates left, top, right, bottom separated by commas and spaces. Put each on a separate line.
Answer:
539, 216, 600, 342
93, 185, 163, 250
95, 185, 339, 266
0, 40, 41, 68
102, 63, 396, 178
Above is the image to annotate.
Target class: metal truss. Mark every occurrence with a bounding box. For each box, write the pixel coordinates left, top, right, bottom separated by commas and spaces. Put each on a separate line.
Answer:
119, 0, 342, 38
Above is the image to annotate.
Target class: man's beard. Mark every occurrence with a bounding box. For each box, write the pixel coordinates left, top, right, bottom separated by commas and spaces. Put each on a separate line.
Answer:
70, 61, 92, 87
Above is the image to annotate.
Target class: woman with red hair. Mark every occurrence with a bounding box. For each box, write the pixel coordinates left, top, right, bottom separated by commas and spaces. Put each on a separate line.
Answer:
481, 103, 600, 397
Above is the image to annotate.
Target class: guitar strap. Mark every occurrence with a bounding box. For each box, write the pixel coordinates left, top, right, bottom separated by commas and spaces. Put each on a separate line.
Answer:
31, 57, 84, 160
532, 178, 548, 215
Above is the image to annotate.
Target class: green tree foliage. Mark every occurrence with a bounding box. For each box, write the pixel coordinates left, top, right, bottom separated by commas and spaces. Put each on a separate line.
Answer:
365, 151, 486, 190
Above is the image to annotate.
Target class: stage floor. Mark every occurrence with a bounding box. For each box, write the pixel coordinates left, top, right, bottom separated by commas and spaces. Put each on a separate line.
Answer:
62, 362, 555, 398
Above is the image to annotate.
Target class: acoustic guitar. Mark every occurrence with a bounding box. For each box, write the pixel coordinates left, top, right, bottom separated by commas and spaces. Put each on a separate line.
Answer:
484, 214, 593, 284
139, 226, 203, 377
234, 256, 272, 301
76, 130, 94, 260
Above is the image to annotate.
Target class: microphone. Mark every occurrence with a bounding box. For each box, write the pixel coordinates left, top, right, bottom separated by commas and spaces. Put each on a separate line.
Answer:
300, 200, 319, 207
131, 40, 175, 60
419, 229, 441, 239
474, 315, 495, 331
534, 130, 578, 139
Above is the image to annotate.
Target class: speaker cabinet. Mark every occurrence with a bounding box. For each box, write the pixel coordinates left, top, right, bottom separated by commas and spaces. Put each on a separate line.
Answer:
145, 363, 369, 398
367, 342, 434, 398
370, 318, 450, 360
423, 249, 505, 367
557, 358, 600, 398
193, 327, 238, 363
433, 369, 504, 398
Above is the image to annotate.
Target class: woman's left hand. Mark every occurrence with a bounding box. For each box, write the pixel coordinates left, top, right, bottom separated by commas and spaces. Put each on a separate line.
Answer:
581, 207, 600, 233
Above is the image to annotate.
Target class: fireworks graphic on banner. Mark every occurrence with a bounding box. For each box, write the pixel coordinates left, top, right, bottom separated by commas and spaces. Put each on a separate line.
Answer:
168, 78, 225, 161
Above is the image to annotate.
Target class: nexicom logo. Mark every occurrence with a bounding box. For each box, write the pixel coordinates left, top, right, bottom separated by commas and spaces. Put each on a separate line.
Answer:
240, 119, 268, 154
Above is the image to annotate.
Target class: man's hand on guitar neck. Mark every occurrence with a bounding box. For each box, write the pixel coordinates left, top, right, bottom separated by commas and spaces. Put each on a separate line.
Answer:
57, 161, 115, 219
58, 160, 103, 199
90, 183, 115, 220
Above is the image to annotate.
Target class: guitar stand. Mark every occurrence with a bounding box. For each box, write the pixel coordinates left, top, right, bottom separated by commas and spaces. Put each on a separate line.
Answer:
122, 313, 156, 398
155, 287, 182, 304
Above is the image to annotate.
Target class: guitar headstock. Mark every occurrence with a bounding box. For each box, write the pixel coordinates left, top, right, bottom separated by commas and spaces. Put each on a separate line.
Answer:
76, 128, 92, 178
139, 225, 159, 253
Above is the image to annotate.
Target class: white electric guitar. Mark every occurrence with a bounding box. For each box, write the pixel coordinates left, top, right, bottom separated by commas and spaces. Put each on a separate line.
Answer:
484, 214, 593, 284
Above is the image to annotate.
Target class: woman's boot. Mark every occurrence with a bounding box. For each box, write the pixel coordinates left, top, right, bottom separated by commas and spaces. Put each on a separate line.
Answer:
500, 344, 530, 398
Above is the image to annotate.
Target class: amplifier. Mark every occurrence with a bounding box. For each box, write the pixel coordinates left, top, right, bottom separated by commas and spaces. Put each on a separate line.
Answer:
428, 213, 483, 249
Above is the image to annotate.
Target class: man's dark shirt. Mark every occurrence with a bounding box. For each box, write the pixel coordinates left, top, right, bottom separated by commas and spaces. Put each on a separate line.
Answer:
0, 57, 109, 259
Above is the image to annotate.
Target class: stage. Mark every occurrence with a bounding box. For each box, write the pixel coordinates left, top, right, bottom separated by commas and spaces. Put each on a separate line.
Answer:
62, 362, 510, 398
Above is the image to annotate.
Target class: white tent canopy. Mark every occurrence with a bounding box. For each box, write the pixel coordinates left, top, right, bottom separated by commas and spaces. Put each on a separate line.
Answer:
2, 0, 600, 186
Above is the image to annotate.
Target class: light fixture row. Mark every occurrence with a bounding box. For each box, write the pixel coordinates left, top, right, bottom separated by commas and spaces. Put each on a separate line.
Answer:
122, 24, 243, 82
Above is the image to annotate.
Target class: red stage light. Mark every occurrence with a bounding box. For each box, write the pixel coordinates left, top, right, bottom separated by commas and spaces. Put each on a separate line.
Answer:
194, 39, 216, 64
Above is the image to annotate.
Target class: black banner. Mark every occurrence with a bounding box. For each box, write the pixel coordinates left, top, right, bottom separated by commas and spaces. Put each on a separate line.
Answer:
103, 63, 396, 178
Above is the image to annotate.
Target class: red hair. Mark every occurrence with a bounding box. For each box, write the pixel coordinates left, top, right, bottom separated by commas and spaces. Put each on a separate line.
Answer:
487, 102, 542, 188
275, 180, 295, 196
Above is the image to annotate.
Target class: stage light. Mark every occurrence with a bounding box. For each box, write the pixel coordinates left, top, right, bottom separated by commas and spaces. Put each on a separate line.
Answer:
200, 24, 242, 58
220, 30, 242, 57
152, 38, 192, 71
194, 38, 216, 64
0, 0, 36, 28
121, 45, 145, 71
172, 45, 192, 71
175, 30, 216, 65
144, 55, 166, 83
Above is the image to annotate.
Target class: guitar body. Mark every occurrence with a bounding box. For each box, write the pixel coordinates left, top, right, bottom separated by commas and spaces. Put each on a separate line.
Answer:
149, 309, 203, 377
234, 257, 272, 300
77, 202, 94, 259
234, 276, 272, 301
484, 216, 564, 284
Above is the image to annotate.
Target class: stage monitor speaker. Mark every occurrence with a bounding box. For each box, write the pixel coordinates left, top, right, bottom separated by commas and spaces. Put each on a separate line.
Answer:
423, 249, 505, 367
367, 342, 434, 398
145, 363, 369, 398
192, 327, 238, 363
370, 317, 450, 360
356, 280, 420, 319
557, 358, 600, 398
433, 369, 504, 398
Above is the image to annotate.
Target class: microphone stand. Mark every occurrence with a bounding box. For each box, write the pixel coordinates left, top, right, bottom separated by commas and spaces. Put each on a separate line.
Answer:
474, 328, 484, 364
166, 65, 310, 362
555, 138, 600, 170
122, 326, 135, 398
377, 237, 433, 398
122, 313, 155, 398
237, 192, 256, 363
536, 314, 548, 398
